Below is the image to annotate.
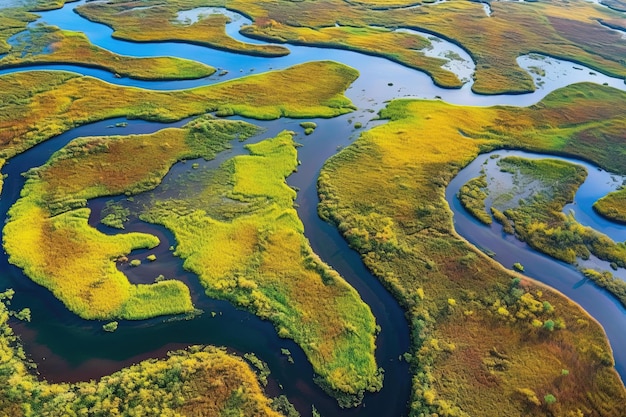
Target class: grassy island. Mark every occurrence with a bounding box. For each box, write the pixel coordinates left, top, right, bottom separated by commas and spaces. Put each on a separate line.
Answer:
458, 156, 626, 308
140, 132, 382, 404
3, 116, 380, 401
318, 83, 626, 416
0, 26, 216, 80
241, 23, 464, 89
594, 191, 626, 224
0, 292, 284, 417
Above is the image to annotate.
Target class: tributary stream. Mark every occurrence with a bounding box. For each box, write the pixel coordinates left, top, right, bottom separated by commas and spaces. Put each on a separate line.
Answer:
0, 1, 625, 415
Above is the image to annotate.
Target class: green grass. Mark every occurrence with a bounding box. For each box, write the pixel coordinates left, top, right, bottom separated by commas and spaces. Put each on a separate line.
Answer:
140, 131, 382, 404
75, 0, 290, 57
0, 61, 358, 161
458, 174, 492, 224
490, 157, 626, 269
0, 26, 216, 80
0, 292, 283, 417
317, 83, 626, 416
594, 189, 626, 223
3, 116, 258, 320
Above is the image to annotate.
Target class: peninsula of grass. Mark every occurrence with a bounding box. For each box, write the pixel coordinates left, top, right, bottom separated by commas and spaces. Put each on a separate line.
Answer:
0, 61, 358, 162
3, 116, 259, 320
0, 292, 284, 417
140, 131, 382, 404
241, 24, 464, 88
594, 190, 626, 224
75, 0, 290, 58
317, 83, 626, 416
0, 26, 216, 80
0, 7, 38, 54
457, 174, 491, 224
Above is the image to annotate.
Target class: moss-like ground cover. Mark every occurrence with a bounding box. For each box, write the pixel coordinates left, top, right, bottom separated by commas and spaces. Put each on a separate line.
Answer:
490, 157, 626, 268
0, 26, 216, 80
318, 82, 626, 416
75, 0, 290, 57
0, 291, 284, 417
0, 61, 358, 163
140, 132, 382, 404
3, 116, 259, 320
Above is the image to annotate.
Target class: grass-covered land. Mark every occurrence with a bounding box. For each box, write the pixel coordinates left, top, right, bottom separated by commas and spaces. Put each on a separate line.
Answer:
0, 7, 38, 54
3, 116, 258, 320
487, 157, 626, 269
231, 0, 626, 94
594, 190, 626, 224
0, 61, 358, 162
75, 0, 290, 57
317, 83, 626, 416
241, 24, 463, 88
0, 25, 216, 80
457, 174, 491, 225
140, 132, 382, 404
0, 291, 285, 417
4, 0, 626, 95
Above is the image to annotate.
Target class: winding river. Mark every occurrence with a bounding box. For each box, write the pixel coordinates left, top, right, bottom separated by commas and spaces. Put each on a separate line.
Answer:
1, 1, 625, 415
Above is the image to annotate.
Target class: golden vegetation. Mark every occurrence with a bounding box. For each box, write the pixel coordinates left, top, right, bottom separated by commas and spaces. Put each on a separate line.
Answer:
457, 174, 491, 225
3, 116, 258, 320
75, 0, 290, 57
485, 157, 626, 271
318, 83, 626, 416
1, 26, 216, 80
141, 132, 382, 404
594, 190, 626, 223
0, 292, 283, 417
0, 61, 358, 160
229, 0, 626, 94
242, 23, 463, 88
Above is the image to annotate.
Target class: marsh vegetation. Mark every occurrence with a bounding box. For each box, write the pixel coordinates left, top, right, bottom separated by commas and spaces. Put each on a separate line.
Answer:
1, 0, 625, 415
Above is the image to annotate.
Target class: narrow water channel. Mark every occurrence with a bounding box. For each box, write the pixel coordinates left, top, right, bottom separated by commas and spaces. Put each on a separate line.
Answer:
1, 0, 625, 415
446, 150, 626, 382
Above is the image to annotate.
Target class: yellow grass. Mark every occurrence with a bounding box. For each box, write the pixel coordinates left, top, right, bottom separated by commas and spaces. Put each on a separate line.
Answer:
75, 0, 289, 57
142, 131, 382, 403
242, 23, 463, 88
0, 296, 282, 416
2, 116, 258, 320
318, 83, 626, 416
0, 61, 358, 161
0, 26, 216, 80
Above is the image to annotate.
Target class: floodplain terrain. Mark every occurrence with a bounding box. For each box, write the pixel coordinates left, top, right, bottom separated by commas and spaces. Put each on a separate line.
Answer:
0, 0, 625, 416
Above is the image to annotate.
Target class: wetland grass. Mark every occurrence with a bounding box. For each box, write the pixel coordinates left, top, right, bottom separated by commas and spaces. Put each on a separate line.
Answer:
3, 116, 258, 320
75, 0, 289, 57
141, 132, 382, 403
318, 83, 626, 416
0, 26, 216, 80
0, 61, 358, 161
0, 293, 282, 417
234, 0, 626, 94
242, 23, 464, 89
